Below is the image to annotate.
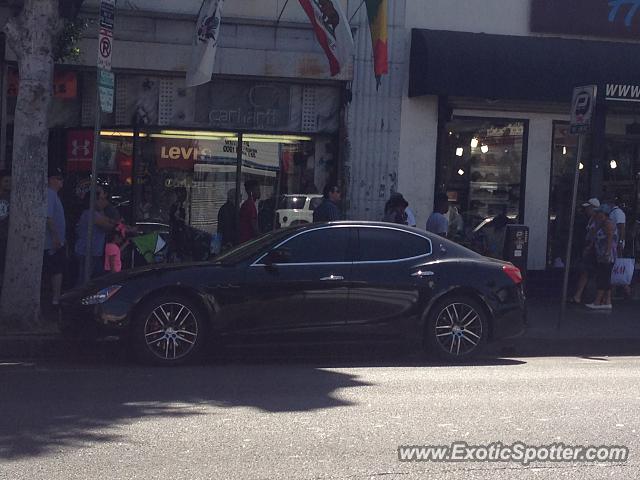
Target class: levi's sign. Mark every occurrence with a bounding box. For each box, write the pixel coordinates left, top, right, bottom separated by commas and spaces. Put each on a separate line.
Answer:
606, 83, 640, 103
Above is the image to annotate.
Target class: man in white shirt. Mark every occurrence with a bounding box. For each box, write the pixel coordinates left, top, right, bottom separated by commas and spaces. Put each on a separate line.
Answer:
605, 195, 626, 256
426, 193, 449, 237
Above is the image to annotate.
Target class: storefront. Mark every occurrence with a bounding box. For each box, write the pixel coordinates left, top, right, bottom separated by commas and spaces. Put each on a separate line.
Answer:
408, 27, 640, 270
48, 74, 343, 261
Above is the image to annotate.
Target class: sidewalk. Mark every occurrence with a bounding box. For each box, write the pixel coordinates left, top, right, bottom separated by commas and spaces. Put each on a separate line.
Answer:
489, 295, 640, 357
0, 297, 638, 360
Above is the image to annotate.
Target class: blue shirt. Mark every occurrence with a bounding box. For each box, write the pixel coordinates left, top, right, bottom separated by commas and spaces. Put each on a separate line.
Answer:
313, 199, 341, 222
426, 212, 449, 237
45, 188, 66, 250
75, 210, 107, 257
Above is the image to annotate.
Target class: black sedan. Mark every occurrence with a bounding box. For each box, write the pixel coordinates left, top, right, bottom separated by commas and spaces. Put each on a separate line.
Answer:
60, 222, 526, 365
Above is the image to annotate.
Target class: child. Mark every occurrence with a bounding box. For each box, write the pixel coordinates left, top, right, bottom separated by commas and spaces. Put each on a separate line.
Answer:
104, 230, 127, 273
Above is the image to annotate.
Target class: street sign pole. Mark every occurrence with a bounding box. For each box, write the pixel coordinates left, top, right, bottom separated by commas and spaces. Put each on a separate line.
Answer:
559, 134, 586, 326
558, 85, 597, 327
84, 0, 115, 283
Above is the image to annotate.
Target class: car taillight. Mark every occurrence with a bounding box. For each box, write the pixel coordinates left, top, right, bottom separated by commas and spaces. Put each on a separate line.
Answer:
502, 264, 522, 284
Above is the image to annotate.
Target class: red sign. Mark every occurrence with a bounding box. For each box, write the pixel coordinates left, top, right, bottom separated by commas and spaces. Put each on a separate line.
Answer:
66, 130, 94, 172
7, 69, 78, 99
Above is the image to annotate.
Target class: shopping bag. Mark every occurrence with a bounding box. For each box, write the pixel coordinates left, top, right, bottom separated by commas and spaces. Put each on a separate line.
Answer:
611, 258, 635, 286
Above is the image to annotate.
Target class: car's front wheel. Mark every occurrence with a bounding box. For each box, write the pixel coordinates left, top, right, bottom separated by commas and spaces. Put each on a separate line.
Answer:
425, 296, 488, 362
132, 294, 207, 366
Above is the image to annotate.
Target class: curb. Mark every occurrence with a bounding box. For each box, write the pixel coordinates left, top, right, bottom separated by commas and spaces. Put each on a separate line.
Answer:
2, 334, 640, 361
0, 334, 74, 359
488, 336, 640, 357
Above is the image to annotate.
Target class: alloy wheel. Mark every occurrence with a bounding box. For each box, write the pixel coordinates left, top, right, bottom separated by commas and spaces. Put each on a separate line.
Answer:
434, 302, 483, 357
143, 302, 199, 361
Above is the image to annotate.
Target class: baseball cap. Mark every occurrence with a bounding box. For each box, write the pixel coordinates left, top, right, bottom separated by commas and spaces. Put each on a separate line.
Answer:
581, 198, 600, 208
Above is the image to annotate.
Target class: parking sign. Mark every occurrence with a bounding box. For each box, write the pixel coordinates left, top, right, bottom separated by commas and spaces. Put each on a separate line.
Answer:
570, 85, 597, 134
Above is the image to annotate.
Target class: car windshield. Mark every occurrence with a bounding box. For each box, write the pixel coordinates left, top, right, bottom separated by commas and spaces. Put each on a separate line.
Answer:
213, 228, 299, 265
278, 196, 308, 210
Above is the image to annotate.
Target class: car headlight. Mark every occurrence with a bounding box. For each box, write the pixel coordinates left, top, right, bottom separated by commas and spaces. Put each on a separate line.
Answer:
81, 285, 122, 305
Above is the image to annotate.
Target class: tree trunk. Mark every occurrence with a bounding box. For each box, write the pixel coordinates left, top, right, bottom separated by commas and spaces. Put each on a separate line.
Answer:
1, 0, 59, 330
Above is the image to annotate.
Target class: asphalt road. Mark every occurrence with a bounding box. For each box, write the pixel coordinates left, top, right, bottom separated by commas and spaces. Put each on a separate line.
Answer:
1, 353, 639, 480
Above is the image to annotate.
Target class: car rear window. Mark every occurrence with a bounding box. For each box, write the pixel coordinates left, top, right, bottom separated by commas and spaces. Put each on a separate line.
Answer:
357, 227, 431, 262
278, 196, 308, 210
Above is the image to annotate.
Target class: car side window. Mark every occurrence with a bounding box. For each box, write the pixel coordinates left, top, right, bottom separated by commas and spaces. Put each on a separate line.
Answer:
277, 227, 350, 264
357, 228, 431, 262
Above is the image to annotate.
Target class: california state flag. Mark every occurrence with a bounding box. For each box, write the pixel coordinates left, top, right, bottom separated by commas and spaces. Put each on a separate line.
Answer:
186, 0, 225, 87
298, 0, 354, 76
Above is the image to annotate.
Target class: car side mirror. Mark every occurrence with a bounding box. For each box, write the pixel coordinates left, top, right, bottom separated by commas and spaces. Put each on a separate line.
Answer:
264, 247, 291, 266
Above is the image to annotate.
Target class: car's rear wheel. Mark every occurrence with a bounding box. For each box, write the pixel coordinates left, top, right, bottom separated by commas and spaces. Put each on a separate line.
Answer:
425, 296, 488, 362
132, 294, 207, 366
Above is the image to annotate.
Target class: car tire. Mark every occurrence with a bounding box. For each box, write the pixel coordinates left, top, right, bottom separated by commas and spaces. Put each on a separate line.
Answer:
132, 294, 208, 366
424, 295, 488, 362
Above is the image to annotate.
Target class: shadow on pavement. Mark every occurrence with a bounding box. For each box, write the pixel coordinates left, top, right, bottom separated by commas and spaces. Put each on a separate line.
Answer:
0, 342, 527, 460
0, 360, 369, 460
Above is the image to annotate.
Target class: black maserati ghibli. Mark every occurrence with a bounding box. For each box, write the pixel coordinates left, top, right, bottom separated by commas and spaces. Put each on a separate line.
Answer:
60, 222, 526, 365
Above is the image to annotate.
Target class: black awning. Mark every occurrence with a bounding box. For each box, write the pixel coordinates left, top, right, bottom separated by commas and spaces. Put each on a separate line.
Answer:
409, 29, 640, 102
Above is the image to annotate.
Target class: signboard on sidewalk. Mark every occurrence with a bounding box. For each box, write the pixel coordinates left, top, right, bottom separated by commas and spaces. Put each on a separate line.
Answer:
97, 0, 115, 112
97, 0, 115, 71
570, 85, 597, 134
98, 70, 115, 113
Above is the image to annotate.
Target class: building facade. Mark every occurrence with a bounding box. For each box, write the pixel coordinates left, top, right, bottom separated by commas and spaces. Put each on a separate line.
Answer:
1, 0, 639, 271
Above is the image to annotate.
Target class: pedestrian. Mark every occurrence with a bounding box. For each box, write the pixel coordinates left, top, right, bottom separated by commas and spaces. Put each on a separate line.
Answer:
44, 167, 67, 306
75, 187, 117, 284
383, 193, 409, 225
0, 170, 11, 289
217, 188, 237, 248
481, 213, 510, 259
136, 187, 155, 221
426, 193, 449, 237
586, 205, 618, 311
258, 196, 276, 233
570, 198, 599, 304
313, 184, 342, 222
238, 180, 261, 243
169, 186, 189, 260
604, 194, 626, 257
104, 229, 127, 274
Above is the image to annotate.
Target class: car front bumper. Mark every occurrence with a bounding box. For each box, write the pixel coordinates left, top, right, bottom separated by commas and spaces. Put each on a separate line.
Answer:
59, 293, 132, 341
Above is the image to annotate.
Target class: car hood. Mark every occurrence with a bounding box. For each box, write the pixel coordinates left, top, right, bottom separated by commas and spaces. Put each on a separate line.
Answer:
63, 261, 219, 297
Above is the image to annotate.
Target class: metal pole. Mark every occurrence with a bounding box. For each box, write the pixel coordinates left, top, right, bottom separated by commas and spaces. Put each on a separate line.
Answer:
559, 134, 585, 327
84, 81, 102, 283
234, 133, 243, 243
0, 64, 9, 170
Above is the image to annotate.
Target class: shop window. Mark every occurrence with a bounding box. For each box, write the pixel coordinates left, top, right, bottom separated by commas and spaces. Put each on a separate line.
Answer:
61, 127, 338, 267
438, 117, 527, 253
547, 122, 589, 268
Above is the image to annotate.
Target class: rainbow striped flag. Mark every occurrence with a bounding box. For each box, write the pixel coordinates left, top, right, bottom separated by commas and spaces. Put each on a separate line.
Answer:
365, 0, 389, 87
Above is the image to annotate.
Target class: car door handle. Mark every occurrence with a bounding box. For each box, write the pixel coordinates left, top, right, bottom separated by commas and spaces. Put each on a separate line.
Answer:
320, 275, 344, 281
411, 270, 435, 278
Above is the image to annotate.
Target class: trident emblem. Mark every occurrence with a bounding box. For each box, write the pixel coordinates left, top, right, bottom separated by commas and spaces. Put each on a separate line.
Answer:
608, 0, 640, 26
